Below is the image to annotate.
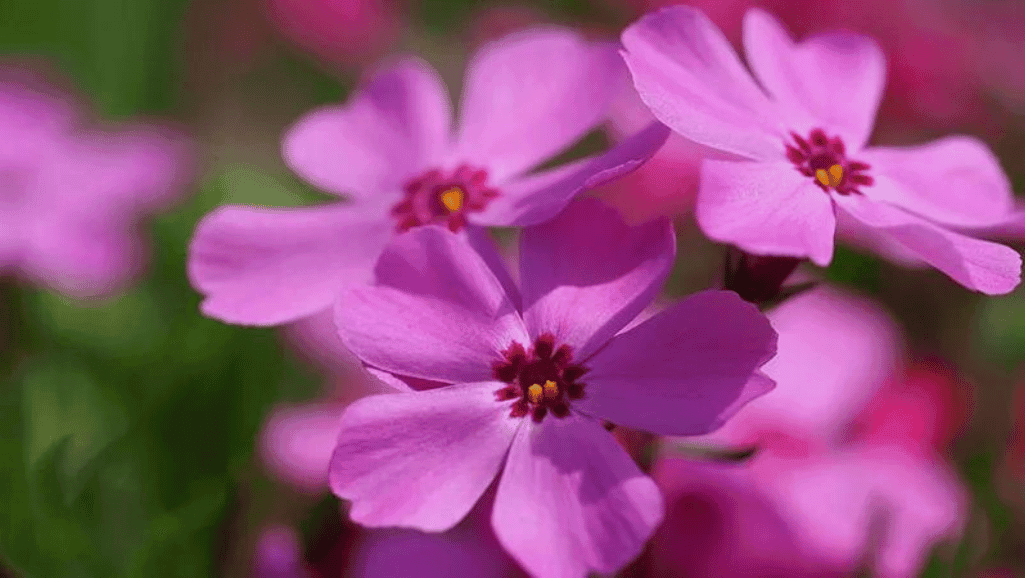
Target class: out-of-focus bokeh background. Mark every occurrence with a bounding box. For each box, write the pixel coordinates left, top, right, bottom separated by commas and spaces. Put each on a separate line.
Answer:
1, 0, 1025, 576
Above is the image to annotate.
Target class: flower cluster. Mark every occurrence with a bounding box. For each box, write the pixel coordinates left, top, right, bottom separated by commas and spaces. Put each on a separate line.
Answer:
178, 6, 1020, 578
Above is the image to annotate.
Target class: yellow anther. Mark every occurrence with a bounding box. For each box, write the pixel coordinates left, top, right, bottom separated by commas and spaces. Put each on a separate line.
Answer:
528, 383, 544, 405
439, 187, 464, 212
815, 164, 844, 188
543, 380, 559, 400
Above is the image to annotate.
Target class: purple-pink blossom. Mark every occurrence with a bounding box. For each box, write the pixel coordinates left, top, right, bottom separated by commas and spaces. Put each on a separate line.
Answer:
0, 67, 193, 297
621, 6, 1021, 294
188, 28, 669, 326
327, 198, 777, 578
652, 287, 968, 578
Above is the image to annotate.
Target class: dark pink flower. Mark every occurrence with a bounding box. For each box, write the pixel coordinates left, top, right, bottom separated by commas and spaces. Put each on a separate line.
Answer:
0, 67, 193, 297
329, 198, 776, 577
621, 7, 1021, 294
266, 0, 402, 65
661, 287, 967, 578
189, 29, 669, 326
254, 526, 317, 578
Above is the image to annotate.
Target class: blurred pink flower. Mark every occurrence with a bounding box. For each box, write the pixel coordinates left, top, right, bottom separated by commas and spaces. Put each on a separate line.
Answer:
654, 286, 968, 578
329, 198, 776, 577
254, 525, 317, 578
189, 28, 668, 326
255, 507, 526, 578
621, 6, 1021, 294
0, 67, 194, 298
265, 0, 402, 65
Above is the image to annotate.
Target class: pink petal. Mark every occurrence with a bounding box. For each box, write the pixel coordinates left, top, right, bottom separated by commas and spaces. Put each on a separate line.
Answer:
456, 28, 625, 181
712, 287, 902, 448
860, 447, 966, 578
329, 382, 519, 531
758, 453, 877, 571
492, 415, 663, 578
283, 57, 451, 200
259, 402, 345, 493
697, 159, 836, 266
836, 193, 1021, 294
580, 290, 777, 436
254, 525, 314, 578
475, 122, 671, 227
860, 137, 1014, 227
44, 125, 195, 216
649, 457, 824, 578
335, 226, 529, 384
188, 203, 391, 325
519, 197, 675, 360
23, 220, 144, 298
742, 8, 885, 151
350, 507, 527, 578
621, 6, 784, 161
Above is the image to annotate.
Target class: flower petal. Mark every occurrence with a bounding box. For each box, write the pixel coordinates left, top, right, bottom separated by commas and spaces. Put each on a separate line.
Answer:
259, 402, 345, 493
456, 28, 625, 181
329, 382, 519, 531
336, 226, 529, 384
743, 8, 885, 151
474, 122, 671, 227
283, 57, 452, 200
860, 136, 1014, 227
621, 6, 784, 161
580, 290, 776, 436
836, 193, 1021, 294
520, 197, 675, 360
697, 159, 836, 265
708, 287, 902, 448
492, 414, 663, 578
188, 203, 391, 325
350, 507, 527, 578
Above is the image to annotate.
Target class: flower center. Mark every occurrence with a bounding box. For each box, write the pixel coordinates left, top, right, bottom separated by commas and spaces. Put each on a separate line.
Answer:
492, 333, 588, 423
785, 129, 873, 196
391, 165, 499, 233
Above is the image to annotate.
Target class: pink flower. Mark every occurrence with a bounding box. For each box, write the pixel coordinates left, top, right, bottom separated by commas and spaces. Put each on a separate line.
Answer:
189, 29, 669, 326
621, 7, 1021, 294
0, 67, 193, 297
329, 198, 777, 578
254, 526, 316, 578
655, 287, 967, 578
266, 0, 402, 65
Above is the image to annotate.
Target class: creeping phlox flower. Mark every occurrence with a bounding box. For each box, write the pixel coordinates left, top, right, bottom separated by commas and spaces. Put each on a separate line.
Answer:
328, 198, 777, 578
621, 7, 1021, 294
188, 28, 669, 326
0, 68, 193, 297
654, 288, 968, 578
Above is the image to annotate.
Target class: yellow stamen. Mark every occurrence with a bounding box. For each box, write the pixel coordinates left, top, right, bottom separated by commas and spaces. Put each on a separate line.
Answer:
543, 380, 559, 400
528, 383, 544, 405
815, 164, 844, 188
439, 187, 464, 212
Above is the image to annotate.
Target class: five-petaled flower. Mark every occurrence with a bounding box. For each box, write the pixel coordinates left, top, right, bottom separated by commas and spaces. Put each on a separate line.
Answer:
328, 198, 777, 578
188, 27, 669, 326
621, 6, 1022, 294
0, 67, 193, 297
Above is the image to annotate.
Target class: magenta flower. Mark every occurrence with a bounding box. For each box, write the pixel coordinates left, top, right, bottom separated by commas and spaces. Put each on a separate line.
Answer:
0, 67, 193, 297
669, 287, 967, 578
621, 6, 1021, 294
328, 198, 777, 578
188, 29, 669, 326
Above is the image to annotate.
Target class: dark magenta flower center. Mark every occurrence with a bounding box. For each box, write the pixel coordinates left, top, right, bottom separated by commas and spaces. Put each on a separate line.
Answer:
493, 333, 588, 423
391, 165, 499, 232
785, 129, 873, 196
